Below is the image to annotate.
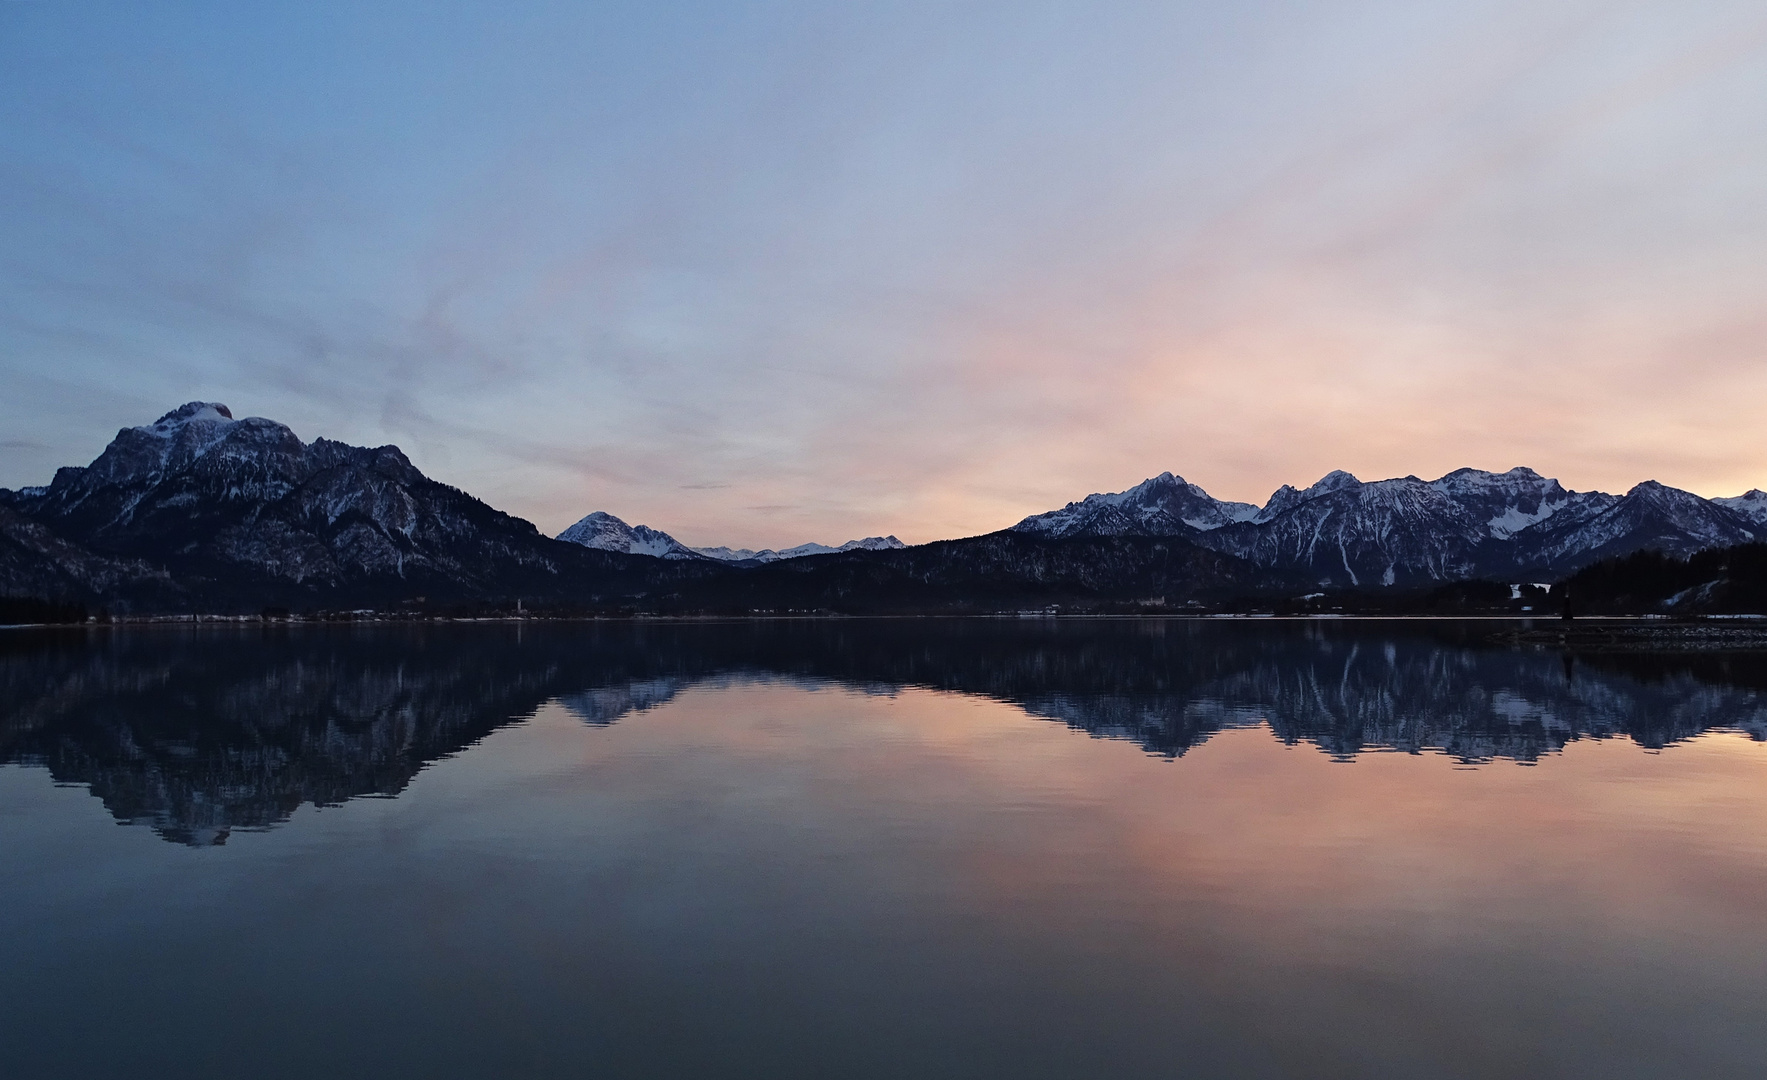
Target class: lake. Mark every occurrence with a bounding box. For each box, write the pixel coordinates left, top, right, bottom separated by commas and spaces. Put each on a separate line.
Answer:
2, 619, 1765, 1079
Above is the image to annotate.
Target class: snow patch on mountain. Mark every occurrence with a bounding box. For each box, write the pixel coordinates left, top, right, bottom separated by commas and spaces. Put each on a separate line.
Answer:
141, 401, 236, 434
1485, 504, 1562, 539
1428, 467, 1572, 539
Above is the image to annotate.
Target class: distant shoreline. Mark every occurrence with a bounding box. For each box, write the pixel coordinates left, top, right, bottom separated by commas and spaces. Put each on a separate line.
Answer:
1495, 621, 1767, 650
5, 612, 1764, 631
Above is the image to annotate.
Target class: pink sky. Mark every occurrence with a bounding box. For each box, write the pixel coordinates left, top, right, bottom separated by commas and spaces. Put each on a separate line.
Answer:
2, 1, 1764, 547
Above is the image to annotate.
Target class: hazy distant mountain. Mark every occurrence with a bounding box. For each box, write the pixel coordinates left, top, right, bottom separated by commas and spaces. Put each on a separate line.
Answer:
555, 510, 905, 564
1011, 467, 1762, 587
693, 535, 907, 563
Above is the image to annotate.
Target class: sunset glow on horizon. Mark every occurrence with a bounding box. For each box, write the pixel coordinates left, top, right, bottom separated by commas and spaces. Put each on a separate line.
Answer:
3, 1, 1765, 549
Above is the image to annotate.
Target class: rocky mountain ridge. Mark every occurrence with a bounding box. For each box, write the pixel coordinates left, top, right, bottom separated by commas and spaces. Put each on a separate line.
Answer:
1012, 466, 1760, 588
0, 403, 706, 610
1, 402, 1761, 610
1714, 489, 1767, 526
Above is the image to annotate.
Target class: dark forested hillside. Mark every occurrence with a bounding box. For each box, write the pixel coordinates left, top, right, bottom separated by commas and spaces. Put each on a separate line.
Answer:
1561, 543, 1767, 615
644, 531, 1282, 614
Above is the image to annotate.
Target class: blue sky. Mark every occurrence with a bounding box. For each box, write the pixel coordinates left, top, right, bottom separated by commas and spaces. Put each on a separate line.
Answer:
3, 1, 1765, 546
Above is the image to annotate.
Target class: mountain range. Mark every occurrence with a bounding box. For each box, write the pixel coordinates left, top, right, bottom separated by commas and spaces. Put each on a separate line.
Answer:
555, 509, 904, 564
0, 402, 1761, 614
1012, 467, 1766, 588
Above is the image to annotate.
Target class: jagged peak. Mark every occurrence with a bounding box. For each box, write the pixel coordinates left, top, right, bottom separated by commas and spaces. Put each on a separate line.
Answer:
1619, 480, 1732, 513
142, 402, 235, 433
1087, 471, 1177, 502
310, 438, 410, 466
117, 402, 309, 468
1252, 483, 1305, 523
1308, 469, 1361, 493
556, 510, 702, 559
558, 510, 651, 543
1146, 471, 1200, 491
1624, 480, 1687, 500
1433, 465, 1547, 484
1114, 471, 1195, 499
566, 510, 627, 529
72, 401, 274, 482
1714, 489, 1767, 526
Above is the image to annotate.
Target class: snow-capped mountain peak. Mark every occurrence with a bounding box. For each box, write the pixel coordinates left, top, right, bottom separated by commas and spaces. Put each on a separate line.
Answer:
17, 401, 318, 533
141, 401, 236, 433
1012, 472, 1258, 538
1714, 489, 1767, 527
830, 535, 907, 553
1512, 480, 1757, 570
1011, 461, 1764, 588
1250, 470, 1363, 524
555, 512, 703, 560
1252, 486, 1303, 524
1309, 469, 1362, 494
128, 402, 246, 465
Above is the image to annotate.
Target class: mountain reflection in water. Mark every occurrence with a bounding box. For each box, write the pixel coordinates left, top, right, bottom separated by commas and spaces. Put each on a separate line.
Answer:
1, 619, 1763, 845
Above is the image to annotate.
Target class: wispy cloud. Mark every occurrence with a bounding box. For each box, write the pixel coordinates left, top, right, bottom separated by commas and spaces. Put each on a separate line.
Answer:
2, 1, 1764, 545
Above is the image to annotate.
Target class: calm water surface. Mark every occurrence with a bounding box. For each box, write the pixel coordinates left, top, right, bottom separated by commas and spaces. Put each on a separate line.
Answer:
2, 619, 1765, 1079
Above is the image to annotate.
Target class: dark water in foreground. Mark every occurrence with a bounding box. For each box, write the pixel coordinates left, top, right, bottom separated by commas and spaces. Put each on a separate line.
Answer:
2, 619, 1766, 1079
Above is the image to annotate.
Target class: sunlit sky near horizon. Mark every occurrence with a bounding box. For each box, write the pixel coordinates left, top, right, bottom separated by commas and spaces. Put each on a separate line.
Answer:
3, 1, 1766, 548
